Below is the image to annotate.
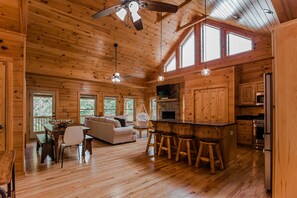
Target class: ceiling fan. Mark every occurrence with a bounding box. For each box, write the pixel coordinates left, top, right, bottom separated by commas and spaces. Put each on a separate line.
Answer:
92, 0, 178, 31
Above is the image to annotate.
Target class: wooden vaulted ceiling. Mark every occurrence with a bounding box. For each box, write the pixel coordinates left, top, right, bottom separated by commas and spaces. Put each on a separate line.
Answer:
24, 0, 289, 88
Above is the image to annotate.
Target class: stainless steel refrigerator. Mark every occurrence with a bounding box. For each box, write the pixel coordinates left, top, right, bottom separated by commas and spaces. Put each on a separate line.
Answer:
264, 72, 272, 190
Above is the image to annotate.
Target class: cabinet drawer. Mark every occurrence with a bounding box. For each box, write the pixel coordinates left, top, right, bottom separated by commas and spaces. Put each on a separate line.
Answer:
238, 125, 253, 133
238, 134, 252, 145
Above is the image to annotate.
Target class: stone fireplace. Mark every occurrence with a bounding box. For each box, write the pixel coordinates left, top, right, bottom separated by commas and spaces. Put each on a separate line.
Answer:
157, 100, 180, 120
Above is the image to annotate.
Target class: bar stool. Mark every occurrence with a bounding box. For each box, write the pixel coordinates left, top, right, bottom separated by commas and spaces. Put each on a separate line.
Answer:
175, 135, 197, 166
195, 138, 224, 174
158, 132, 177, 159
145, 130, 162, 154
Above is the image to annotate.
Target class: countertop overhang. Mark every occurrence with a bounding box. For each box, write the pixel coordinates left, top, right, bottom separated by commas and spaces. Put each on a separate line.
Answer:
150, 119, 236, 127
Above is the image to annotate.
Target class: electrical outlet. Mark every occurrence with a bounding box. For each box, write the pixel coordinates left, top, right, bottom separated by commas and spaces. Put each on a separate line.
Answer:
230, 131, 234, 135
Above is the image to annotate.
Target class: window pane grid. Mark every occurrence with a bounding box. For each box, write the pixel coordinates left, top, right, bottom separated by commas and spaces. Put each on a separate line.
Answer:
104, 97, 117, 116
80, 96, 96, 124
150, 98, 157, 120
227, 32, 252, 55
201, 24, 221, 62
124, 98, 134, 121
165, 55, 176, 72
181, 31, 195, 68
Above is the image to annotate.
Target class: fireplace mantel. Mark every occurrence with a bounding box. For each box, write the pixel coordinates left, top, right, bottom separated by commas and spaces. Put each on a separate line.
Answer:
156, 98, 178, 102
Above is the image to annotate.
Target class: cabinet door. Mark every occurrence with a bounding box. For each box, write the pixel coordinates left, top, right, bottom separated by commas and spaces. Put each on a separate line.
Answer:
257, 82, 264, 92
237, 120, 253, 146
194, 87, 228, 122
239, 84, 256, 105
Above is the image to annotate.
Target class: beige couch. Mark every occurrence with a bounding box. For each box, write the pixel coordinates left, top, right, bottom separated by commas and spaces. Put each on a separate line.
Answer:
84, 117, 136, 144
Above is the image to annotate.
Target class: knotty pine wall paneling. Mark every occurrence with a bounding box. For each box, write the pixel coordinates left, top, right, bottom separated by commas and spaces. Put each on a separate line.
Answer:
26, 75, 144, 140
0, 0, 27, 174
184, 67, 236, 122
272, 19, 297, 197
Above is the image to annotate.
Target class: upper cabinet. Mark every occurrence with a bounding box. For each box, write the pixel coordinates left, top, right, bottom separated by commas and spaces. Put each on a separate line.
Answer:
239, 83, 256, 105
256, 82, 264, 92
239, 81, 264, 106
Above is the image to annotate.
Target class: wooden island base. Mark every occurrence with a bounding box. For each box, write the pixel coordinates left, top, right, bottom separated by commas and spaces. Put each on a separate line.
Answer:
151, 120, 237, 166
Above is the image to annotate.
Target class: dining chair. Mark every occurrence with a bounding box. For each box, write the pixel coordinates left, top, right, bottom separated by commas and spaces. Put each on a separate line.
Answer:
59, 126, 84, 168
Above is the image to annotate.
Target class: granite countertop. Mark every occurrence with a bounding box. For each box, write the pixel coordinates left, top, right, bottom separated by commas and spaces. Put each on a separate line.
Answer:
150, 119, 236, 127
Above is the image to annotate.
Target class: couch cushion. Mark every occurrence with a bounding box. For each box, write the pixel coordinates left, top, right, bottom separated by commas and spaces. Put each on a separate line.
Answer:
114, 117, 126, 127
105, 118, 121, 128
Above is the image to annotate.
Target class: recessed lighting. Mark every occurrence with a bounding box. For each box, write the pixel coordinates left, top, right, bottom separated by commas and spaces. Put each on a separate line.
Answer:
263, 9, 273, 14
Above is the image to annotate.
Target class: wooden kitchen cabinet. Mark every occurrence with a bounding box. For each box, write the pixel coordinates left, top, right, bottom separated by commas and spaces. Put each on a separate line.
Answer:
256, 82, 264, 92
239, 83, 256, 105
237, 120, 253, 146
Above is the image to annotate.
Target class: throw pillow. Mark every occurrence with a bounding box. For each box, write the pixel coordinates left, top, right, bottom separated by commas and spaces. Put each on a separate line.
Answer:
114, 117, 126, 127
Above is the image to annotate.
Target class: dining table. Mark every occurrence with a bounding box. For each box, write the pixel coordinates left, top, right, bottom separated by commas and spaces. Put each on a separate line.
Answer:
43, 124, 91, 163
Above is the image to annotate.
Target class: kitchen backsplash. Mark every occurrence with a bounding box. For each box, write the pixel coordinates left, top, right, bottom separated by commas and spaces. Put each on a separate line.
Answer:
241, 106, 264, 115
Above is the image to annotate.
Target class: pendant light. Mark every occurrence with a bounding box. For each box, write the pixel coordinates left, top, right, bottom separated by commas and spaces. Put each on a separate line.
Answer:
157, 7, 165, 82
112, 43, 121, 83
201, 0, 211, 76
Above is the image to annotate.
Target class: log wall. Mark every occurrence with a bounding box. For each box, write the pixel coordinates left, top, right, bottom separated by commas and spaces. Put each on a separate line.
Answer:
0, 0, 27, 174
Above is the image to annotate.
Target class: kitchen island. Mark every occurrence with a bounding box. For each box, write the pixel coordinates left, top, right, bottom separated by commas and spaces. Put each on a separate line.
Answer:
151, 119, 237, 166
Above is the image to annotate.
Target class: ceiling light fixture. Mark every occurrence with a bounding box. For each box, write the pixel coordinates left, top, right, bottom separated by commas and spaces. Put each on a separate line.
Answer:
129, 1, 141, 22
112, 43, 122, 83
157, 6, 164, 82
201, 0, 211, 77
116, 8, 127, 20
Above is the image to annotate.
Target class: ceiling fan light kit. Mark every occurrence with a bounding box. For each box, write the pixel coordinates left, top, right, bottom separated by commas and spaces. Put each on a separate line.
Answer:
92, 0, 178, 31
116, 8, 127, 20
112, 72, 121, 83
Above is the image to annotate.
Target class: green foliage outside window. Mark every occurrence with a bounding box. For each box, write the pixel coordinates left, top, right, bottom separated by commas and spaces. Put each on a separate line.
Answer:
124, 98, 134, 121
104, 97, 117, 116
33, 96, 53, 116
80, 97, 96, 124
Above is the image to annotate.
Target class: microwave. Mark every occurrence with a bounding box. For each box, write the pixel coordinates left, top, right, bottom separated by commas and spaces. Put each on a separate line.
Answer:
256, 92, 264, 105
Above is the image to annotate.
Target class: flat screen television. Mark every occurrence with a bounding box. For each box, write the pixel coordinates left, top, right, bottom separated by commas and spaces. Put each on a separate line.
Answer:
156, 84, 179, 99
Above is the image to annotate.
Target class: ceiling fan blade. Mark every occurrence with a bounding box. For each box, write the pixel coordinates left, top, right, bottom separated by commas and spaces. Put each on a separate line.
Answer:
92, 5, 120, 19
141, 1, 178, 13
133, 18, 143, 31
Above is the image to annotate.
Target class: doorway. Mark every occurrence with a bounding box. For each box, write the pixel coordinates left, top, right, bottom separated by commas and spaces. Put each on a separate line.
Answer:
29, 91, 56, 138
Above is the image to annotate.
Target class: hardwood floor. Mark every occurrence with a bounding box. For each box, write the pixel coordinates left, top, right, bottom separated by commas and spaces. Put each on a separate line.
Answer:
16, 138, 271, 198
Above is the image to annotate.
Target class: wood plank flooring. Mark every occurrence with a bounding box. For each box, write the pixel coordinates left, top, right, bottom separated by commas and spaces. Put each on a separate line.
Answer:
15, 138, 271, 198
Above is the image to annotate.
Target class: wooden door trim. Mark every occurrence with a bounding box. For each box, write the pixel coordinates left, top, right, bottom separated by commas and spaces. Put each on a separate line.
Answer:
0, 56, 13, 150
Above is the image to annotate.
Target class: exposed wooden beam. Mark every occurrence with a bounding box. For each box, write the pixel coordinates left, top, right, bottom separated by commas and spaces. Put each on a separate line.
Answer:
175, 15, 207, 32
156, 0, 192, 22
271, 0, 294, 23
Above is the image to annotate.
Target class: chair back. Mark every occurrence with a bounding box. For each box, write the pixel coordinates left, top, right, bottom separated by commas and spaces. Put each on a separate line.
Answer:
64, 126, 84, 146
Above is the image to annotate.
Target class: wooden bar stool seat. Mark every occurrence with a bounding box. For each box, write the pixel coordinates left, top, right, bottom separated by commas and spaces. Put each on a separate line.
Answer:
175, 135, 197, 166
145, 130, 162, 154
195, 138, 224, 174
158, 132, 177, 159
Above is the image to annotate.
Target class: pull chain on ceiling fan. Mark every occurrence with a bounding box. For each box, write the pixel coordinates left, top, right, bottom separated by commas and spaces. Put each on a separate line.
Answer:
92, 0, 178, 31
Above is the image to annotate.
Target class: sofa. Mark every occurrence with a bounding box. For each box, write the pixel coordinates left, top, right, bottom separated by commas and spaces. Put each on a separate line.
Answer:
84, 116, 136, 144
